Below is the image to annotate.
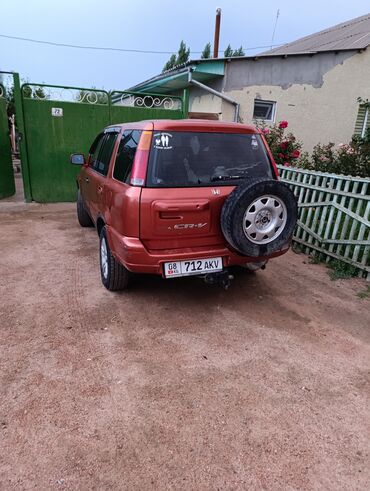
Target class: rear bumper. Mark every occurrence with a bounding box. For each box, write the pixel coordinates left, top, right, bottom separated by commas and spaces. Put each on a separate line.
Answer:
107, 226, 290, 275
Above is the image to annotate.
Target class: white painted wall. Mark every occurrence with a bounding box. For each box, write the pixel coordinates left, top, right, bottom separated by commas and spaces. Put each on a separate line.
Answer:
188, 86, 222, 115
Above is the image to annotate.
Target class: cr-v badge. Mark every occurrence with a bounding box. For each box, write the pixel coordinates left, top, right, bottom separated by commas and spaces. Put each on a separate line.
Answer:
173, 223, 208, 230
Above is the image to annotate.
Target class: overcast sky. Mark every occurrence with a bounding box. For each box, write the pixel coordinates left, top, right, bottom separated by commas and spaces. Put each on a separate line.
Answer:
1, 0, 369, 90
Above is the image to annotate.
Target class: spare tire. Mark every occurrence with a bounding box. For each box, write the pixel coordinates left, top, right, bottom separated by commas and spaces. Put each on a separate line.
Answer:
221, 178, 297, 257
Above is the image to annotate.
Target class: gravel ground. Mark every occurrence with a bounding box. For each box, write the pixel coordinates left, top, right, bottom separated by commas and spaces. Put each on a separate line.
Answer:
0, 202, 369, 490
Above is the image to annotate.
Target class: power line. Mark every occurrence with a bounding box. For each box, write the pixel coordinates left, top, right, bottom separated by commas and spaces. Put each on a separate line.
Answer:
0, 33, 283, 55
270, 8, 280, 49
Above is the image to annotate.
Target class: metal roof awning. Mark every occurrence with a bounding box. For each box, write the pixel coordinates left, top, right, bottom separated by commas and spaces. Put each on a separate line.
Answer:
129, 60, 225, 94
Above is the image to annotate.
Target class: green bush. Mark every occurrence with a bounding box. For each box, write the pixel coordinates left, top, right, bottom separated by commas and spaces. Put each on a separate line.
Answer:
297, 132, 370, 177
327, 260, 359, 280
256, 119, 370, 178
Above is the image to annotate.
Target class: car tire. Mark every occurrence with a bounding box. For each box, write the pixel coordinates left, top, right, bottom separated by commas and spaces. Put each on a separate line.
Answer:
77, 190, 93, 227
221, 178, 297, 257
99, 227, 130, 291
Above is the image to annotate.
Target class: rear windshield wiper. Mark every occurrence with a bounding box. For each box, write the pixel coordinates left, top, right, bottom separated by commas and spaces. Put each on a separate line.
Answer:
211, 174, 246, 182
227, 162, 263, 171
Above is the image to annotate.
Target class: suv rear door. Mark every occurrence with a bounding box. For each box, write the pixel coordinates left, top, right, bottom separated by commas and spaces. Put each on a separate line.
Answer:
88, 129, 119, 220
80, 132, 105, 215
140, 130, 273, 251
109, 129, 142, 238
140, 185, 232, 251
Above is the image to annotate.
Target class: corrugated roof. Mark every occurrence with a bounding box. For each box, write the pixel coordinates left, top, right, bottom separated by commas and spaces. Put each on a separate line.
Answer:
130, 14, 370, 92
261, 13, 370, 56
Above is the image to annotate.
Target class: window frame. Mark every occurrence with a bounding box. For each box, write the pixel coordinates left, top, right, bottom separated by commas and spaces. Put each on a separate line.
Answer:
361, 107, 369, 138
112, 129, 142, 185
146, 130, 273, 188
253, 99, 277, 123
88, 132, 105, 170
90, 130, 119, 177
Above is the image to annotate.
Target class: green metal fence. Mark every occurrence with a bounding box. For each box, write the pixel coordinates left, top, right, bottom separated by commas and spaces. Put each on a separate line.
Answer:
20, 83, 186, 202
22, 84, 110, 202
0, 84, 15, 199
278, 165, 370, 278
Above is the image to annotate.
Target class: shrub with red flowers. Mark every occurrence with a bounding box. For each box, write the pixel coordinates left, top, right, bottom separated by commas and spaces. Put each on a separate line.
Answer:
256, 117, 370, 177
297, 133, 370, 177
256, 120, 302, 167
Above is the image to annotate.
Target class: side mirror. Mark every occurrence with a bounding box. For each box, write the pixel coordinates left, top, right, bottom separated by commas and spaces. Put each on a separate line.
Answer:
70, 153, 85, 165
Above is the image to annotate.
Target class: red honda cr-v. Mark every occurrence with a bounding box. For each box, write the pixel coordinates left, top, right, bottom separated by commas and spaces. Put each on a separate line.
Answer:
71, 119, 297, 290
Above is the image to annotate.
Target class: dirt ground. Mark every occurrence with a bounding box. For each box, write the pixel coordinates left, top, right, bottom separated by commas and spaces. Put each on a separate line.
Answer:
0, 202, 369, 490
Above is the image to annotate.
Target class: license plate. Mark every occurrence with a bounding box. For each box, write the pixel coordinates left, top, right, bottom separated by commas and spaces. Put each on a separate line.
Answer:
164, 257, 223, 278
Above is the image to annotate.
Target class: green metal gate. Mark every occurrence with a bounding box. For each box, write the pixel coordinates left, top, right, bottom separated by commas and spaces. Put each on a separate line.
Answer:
20, 83, 185, 202
21, 85, 110, 202
109, 90, 183, 124
0, 84, 15, 199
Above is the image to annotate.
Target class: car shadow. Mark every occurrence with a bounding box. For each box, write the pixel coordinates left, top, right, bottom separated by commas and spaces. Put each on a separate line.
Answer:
125, 266, 267, 307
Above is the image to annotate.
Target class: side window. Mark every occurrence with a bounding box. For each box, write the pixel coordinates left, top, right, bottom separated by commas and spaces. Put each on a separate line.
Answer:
93, 132, 118, 176
88, 133, 105, 168
113, 130, 142, 183
253, 100, 276, 122
354, 104, 369, 138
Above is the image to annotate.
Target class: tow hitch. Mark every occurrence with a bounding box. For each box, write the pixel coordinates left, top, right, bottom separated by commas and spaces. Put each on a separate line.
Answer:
203, 269, 234, 290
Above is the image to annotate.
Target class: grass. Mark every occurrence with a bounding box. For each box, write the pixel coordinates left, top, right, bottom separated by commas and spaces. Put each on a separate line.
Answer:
302, 251, 360, 280
327, 259, 359, 280
308, 254, 321, 265
357, 285, 370, 299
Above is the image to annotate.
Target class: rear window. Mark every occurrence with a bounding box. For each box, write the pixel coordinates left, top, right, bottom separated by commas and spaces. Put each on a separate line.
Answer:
146, 131, 273, 187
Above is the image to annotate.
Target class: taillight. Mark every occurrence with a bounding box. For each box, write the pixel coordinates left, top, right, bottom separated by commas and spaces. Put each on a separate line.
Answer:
130, 131, 152, 186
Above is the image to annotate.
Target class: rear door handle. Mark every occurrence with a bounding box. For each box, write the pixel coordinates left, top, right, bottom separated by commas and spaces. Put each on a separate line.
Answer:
154, 200, 209, 212
97, 185, 103, 194
159, 213, 183, 220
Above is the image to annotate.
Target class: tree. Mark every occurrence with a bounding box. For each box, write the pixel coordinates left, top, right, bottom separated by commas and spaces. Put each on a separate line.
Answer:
163, 53, 177, 72
22, 85, 47, 99
201, 42, 211, 59
76, 88, 108, 105
224, 45, 245, 58
224, 44, 233, 57
233, 46, 245, 57
5, 85, 15, 118
176, 40, 190, 65
162, 40, 190, 72
162, 39, 245, 72
5, 82, 47, 118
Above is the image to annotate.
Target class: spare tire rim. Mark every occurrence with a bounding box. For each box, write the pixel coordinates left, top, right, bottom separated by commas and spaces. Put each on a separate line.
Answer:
100, 237, 108, 279
243, 195, 287, 244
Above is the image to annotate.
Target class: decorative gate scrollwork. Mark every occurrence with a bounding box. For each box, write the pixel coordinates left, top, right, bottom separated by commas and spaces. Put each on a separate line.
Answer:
22, 84, 109, 105
110, 91, 182, 111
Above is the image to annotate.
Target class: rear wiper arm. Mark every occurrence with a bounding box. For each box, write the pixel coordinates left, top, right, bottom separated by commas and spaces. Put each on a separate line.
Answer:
211, 175, 245, 182
227, 162, 263, 171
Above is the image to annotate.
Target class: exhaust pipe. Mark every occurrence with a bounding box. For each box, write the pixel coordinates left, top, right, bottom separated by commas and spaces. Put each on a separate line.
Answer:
203, 269, 234, 290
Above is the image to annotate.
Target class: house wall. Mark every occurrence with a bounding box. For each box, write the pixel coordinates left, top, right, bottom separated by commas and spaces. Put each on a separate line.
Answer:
188, 50, 370, 152
188, 81, 223, 116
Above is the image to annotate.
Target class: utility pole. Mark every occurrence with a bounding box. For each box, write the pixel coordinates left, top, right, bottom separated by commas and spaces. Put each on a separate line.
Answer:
213, 8, 221, 58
